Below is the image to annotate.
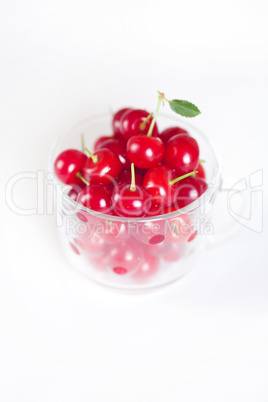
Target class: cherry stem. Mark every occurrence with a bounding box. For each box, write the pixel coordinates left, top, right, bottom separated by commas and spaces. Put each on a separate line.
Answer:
130, 163, 136, 192
199, 159, 205, 163
76, 171, 89, 186
147, 92, 165, 137
139, 113, 152, 131
157, 90, 172, 104
85, 147, 98, 164
169, 171, 198, 186
81, 133, 85, 152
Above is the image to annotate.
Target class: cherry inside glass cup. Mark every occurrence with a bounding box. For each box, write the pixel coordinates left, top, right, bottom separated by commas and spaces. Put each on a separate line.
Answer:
48, 114, 221, 291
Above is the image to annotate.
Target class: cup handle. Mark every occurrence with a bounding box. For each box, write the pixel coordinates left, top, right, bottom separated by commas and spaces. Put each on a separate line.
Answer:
205, 177, 250, 249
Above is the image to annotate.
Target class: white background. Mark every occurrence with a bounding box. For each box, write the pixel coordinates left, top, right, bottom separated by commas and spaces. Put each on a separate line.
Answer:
1, 0, 268, 401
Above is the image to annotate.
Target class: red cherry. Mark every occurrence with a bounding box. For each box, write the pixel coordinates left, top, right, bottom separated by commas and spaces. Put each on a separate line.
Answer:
93, 136, 113, 152
195, 163, 206, 179
126, 135, 165, 169
112, 108, 132, 137
159, 126, 188, 144
117, 169, 143, 186
109, 240, 142, 275
143, 165, 178, 207
119, 109, 159, 142
96, 138, 130, 169
77, 184, 112, 214
112, 182, 152, 217
54, 149, 87, 184
82, 148, 122, 185
146, 203, 165, 217
112, 164, 152, 217
164, 134, 199, 175
68, 183, 86, 201
176, 177, 208, 208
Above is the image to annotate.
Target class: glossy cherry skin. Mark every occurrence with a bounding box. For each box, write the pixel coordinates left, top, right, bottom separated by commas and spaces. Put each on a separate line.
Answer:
93, 135, 112, 152
159, 126, 189, 144
116, 169, 143, 186
77, 184, 112, 214
112, 108, 132, 137
82, 149, 121, 185
112, 183, 152, 217
195, 163, 205, 179
119, 109, 159, 142
164, 134, 199, 175
96, 138, 130, 169
54, 149, 87, 185
146, 203, 165, 217
143, 164, 179, 207
176, 177, 208, 208
108, 240, 142, 275
126, 136, 165, 169
68, 183, 86, 201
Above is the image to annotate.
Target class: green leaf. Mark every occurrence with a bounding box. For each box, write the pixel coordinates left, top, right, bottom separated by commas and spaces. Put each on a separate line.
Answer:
169, 99, 201, 118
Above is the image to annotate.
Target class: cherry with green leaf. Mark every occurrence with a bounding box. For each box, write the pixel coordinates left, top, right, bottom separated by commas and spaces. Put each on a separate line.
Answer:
127, 92, 200, 170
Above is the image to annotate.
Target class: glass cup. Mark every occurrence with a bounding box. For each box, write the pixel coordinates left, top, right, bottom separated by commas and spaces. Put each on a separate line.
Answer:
48, 113, 225, 291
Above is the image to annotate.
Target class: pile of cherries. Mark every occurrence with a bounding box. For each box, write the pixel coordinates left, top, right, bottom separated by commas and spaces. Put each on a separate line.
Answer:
54, 94, 208, 278
54, 107, 207, 217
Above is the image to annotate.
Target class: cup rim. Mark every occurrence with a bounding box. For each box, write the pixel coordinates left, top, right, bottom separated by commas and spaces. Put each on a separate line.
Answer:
48, 113, 222, 222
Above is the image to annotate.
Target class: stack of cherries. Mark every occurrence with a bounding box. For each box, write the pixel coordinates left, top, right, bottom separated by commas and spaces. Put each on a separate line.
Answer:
54, 93, 208, 277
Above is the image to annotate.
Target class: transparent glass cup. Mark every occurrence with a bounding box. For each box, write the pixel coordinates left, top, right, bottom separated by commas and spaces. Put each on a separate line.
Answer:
48, 114, 222, 291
